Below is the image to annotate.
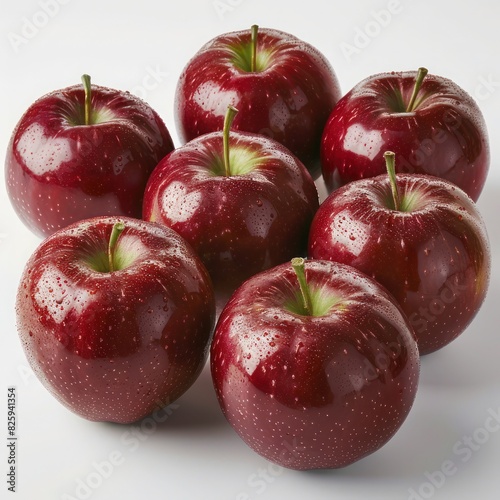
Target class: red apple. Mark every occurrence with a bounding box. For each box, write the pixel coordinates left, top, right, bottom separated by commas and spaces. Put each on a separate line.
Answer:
309, 152, 491, 355
15, 216, 215, 423
321, 68, 490, 201
5, 75, 174, 238
211, 258, 420, 470
174, 25, 341, 176
143, 106, 319, 309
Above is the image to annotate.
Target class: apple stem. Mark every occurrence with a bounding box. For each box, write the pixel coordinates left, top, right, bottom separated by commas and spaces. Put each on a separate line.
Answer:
81, 74, 92, 125
291, 257, 313, 316
108, 222, 125, 272
250, 25, 259, 72
384, 151, 401, 211
223, 105, 239, 177
406, 67, 428, 113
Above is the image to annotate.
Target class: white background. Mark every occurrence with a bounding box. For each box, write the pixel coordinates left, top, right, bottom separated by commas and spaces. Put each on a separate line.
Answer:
1, 1, 499, 499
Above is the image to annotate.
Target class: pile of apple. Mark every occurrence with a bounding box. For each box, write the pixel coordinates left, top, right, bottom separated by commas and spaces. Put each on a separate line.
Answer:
7, 26, 491, 470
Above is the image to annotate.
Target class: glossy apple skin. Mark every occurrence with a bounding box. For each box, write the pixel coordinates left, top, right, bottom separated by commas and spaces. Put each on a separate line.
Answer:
321, 71, 489, 201
5, 84, 174, 238
16, 216, 215, 423
142, 131, 319, 308
309, 174, 491, 355
211, 260, 419, 470
175, 27, 341, 175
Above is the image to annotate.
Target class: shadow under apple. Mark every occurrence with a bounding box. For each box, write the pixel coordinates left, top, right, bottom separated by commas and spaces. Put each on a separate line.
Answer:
286, 177, 500, 479
152, 362, 228, 432
417, 178, 500, 392
104, 181, 499, 478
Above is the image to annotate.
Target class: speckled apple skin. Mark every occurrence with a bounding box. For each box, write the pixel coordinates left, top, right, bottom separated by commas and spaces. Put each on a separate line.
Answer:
175, 27, 341, 175
142, 131, 319, 308
320, 71, 489, 201
5, 84, 174, 238
16, 216, 215, 423
211, 260, 419, 470
309, 174, 491, 355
